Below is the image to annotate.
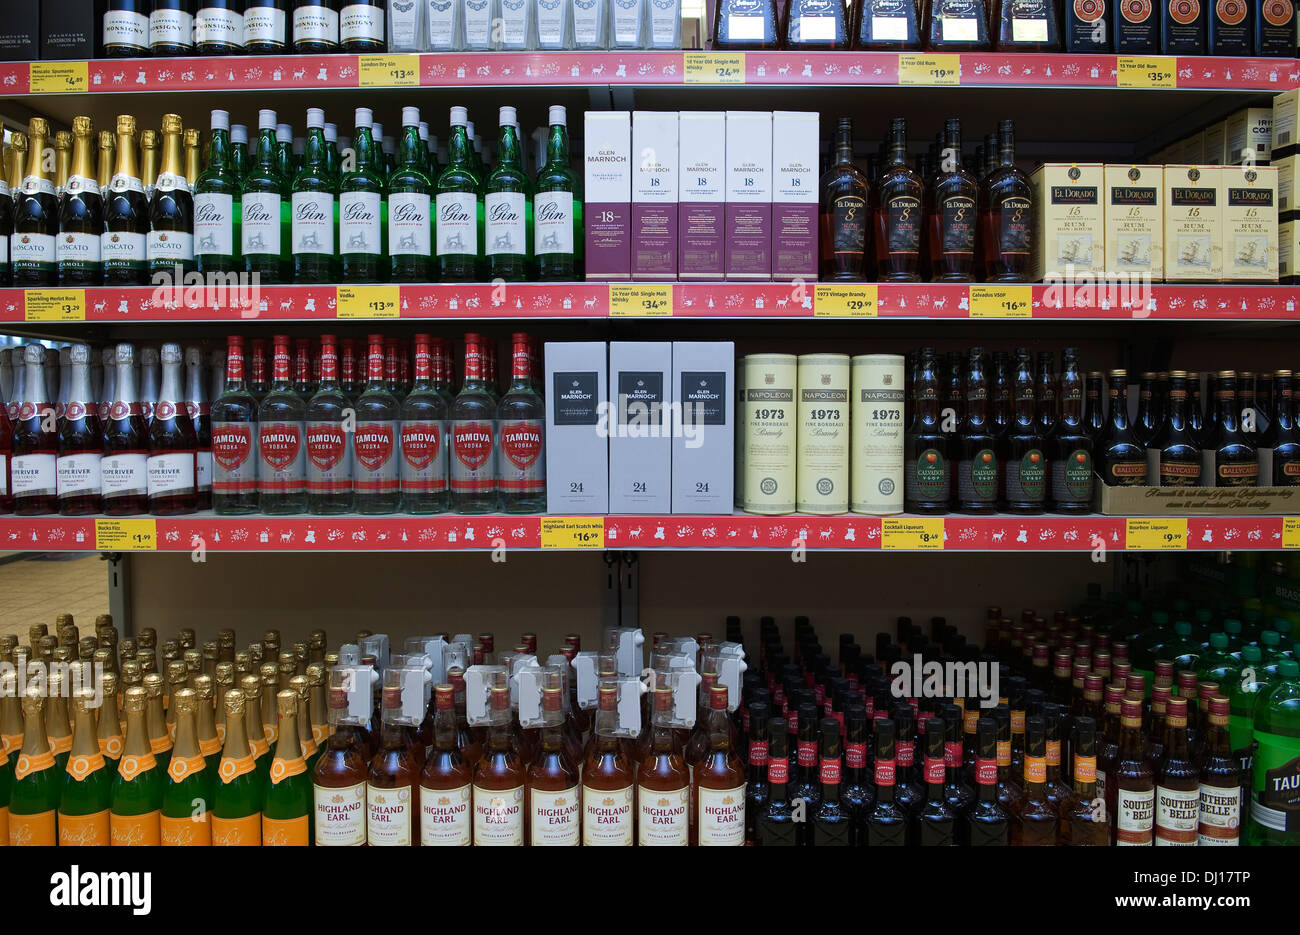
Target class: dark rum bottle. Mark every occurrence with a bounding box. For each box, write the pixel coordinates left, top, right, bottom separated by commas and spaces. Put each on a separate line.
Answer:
855, 0, 922, 47
1049, 348, 1094, 513
905, 347, 951, 514
956, 348, 999, 513
1160, 0, 1207, 51
712, 0, 781, 48
1150, 371, 1201, 487
929, 118, 978, 283
979, 120, 1032, 282
994, 0, 1061, 48
819, 118, 870, 282
1211, 371, 1258, 488
926, 0, 992, 48
873, 117, 923, 282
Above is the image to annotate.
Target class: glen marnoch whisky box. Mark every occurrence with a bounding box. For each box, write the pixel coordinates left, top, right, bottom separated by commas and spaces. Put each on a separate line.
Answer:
1094, 480, 1300, 516
609, 341, 673, 514
1030, 163, 1105, 281
1104, 165, 1163, 280
1222, 165, 1279, 281
772, 111, 820, 282
1164, 165, 1223, 281
544, 342, 608, 514
584, 111, 631, 281
671, 342, 734, 514
631, 111, 679, 281
678, 111, 726, 280
725, 111, 773, 280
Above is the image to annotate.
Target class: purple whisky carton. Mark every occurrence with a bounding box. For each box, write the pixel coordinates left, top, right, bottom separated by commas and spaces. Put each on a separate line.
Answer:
679, 111, 726, 280
584, 111, 632, 280
773, 111, 820, 281
632, 111, 679, 280
725, 111, 773, 280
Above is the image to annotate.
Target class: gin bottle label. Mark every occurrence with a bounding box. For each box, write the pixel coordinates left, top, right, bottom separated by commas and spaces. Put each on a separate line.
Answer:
292, 191, 335, 256
436, 193, 477, 257
427, 0, 456, 48
534, 192, 574, 255
194, 193, 234, 258
339, 192, 382, 257
389, 192, 431, 256
462, 0, 492, 46
242, 193, 282, 256
485, 193, 527, 257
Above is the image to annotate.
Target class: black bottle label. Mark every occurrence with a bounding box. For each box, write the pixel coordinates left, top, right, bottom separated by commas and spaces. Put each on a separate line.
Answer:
959, 449, 998, 503
1066, 0, 1110, 49
1160, 458, 1201, 487
908, 448, 950, 503
1116, 0, 1160, 48
998, 196, 1032, 256
1005, 449, 1046, 502
1208, 0, 1251, 52
1106, 458, 1147, 486
1216, 460, 1259, 487
1051, 448, 1093, 502
1004, 0, 1053, 41
941, 195, 976, 255
1257, 0, 1296, 55
1163, 0, 1207, 50
788, 0, 843, 43
860, 0, 918, 41
886, 195, 922, 255
832, 195, 868, 255
1276, 449, 1300, 485
867, 817, 908, 845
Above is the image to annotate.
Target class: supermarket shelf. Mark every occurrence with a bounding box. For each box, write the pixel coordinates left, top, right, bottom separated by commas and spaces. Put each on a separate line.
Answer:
3, 283, 1298, 325
1, 512, 1292, 553
1, 52, 1295, 97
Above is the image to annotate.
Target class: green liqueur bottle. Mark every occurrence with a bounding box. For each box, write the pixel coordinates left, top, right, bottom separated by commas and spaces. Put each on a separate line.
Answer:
9, 689, 60, 846
435, 106, 484, 282
110, 686, 163, 846
147, 114, 196, 278
242, 110, 288, 283
263, 689, 313, 845
386, 106, 432, 283
58, 689, 113, 846
194, 108, 241, 275
484, 105, 532, 283
212, 688, 264, 846
161, 688, 214, 846
339, 106, 386, 283
292, 108, 337, 283
1249, 659, 1300, 845
533, 105, 580, 281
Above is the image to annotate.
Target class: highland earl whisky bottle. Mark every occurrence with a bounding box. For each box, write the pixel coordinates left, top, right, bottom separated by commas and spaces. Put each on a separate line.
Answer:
819, 117, 870, 281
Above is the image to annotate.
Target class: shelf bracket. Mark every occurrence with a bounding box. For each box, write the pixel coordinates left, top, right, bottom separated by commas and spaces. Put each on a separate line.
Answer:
601, 550, 640, 633
104, 552, 132, 637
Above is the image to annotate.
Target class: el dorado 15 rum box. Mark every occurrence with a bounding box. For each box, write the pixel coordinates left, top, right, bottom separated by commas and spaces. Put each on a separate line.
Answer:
1104, 165, 1163, 280
1030, 163, 1106, 281
1222, 165, 1278, 281
1164, 165, 1223, 281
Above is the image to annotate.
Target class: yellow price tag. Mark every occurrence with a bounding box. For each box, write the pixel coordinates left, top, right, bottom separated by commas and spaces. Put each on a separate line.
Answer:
684, 53, 746, 84
1283, 517, 1300, 549
358, 54, 420, 87
1125, 518, 1187, 551
95, 519, 157, 552
608, 284, 673, 317
882, 517, 945, 550
814, 284, 877, 318
969, 285, 1032, 319
25, 290, 86, 322
540, 517, 605, 550
337, 286, 399, 319
29, 61, 89, 95
898, 54, 960, 86
1117, 56, 1177, 89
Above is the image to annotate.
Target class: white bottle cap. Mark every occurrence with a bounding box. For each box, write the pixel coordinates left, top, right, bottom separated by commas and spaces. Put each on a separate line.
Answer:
114, 343, 134, 366
449, 106, 468, 127
23, 344, 44, 365
499, 106, 517, 128
549, 105, 566, 127
69, 344, 90, 366
417, 121, 429, 142
210, 109, 229, 132
230, 124, 248, 144
324, 123, 337, 143
161, 343, 182, 365
259, 110, 277, 131
59, 346, 70, 365
402, 106, 420, 128
276, 123, 292, 143
355, 107, 373, 128
306, 108, 325, 129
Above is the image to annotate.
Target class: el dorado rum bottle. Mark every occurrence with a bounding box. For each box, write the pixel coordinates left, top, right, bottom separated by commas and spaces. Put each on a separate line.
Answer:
263, 690, 312, 845
473, 681, 525, 845
819, 118, 870, 282
9, 690, 59, 845
419, 684, 471, 846
110, 686, 162, 846
161, 689, 214, 845
874, 117, 923, 282
59, 690, 112, 846
212, 689, 264, 845
1100, 369, 1148, 486
930, 118, 978, 282
905, 347, 951, 514
980, 120, 1032, 282
712, 0, 780, 48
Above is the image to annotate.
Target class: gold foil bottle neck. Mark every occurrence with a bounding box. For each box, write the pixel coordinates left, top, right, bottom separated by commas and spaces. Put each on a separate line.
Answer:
28, 117, 49, 140
161, 114, 183, 135
306, 664, 325, 686
224, 689, 246, 716
172, 688, 198, 715
193, 675, 213, 700
276, 690, 297, 718
123, 686, 147, 713
101, 672, 119, 697
260, 663, 278, 685
240, 674, 260, 698
143, 673, 164, 697
22, 687, 46, 715
72, 116, 93, 137
115, 115, 136, 136
289, 675, 309, 701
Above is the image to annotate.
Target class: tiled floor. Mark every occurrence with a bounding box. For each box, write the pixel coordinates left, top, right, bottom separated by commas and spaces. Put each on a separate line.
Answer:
0, 554, 111, 644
